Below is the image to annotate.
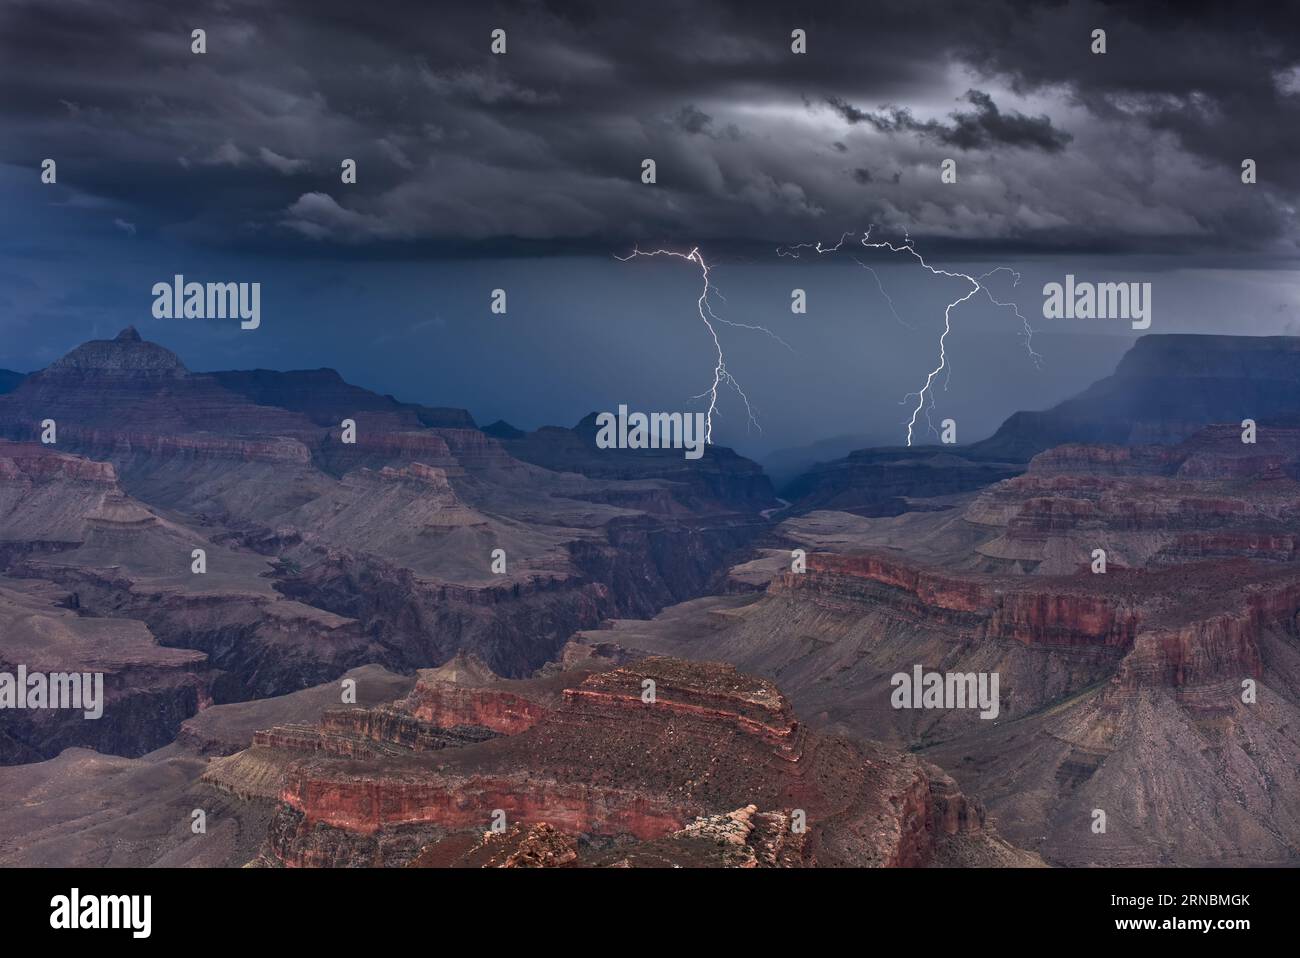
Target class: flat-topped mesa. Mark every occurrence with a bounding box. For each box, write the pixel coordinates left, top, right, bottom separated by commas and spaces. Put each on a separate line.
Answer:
775, 553, 994, 638
251, 723, 386, 760
277, 660, 796, 840
288, 656, 794, 755
300, 462, 474, 525
282, 462, 486, 560
341, 463, 466, 509
321, 707, 498, 750
83, 491, 159, 531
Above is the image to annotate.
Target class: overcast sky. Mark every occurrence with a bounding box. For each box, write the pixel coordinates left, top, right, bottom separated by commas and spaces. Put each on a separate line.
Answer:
2, 0, 1298, 456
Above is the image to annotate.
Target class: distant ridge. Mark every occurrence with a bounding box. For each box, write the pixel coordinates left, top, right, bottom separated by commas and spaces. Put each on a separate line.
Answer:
783, 333, 1300, 514
969, 333, 1300, 460
481, 420, 526, 439
0, 370, 24, 395
212, 368, 477, 429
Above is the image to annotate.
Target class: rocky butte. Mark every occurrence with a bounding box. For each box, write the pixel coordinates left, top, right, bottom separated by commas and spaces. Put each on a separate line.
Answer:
198, 654, 1037, 867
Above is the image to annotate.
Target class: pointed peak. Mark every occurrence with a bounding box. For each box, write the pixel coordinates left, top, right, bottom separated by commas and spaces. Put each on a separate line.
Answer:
482, 419, 526, 440
47, 327, 187, 377
573, 411, 602, 436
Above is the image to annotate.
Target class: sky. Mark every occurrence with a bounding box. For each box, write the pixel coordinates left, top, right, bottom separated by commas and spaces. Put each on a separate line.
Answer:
2, 0, 1299, 457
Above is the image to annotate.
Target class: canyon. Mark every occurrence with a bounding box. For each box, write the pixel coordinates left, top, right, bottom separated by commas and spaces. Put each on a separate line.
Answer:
599, 421, 1300, 864
0, 329, 1296, 868
0, 328, 774, 719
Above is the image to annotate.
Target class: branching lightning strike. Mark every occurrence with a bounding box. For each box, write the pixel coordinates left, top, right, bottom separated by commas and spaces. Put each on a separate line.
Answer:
615, 245, 790, 445
776, 228, 1042, 446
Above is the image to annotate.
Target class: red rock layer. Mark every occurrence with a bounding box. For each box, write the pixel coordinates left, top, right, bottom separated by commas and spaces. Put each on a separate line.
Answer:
777, 552, 1142, 649
968, 427, 1300, 565
0, 442, 119, 482
774, 550, 1298, 690
397, 680, 551, 735
241, 657, 1002, 868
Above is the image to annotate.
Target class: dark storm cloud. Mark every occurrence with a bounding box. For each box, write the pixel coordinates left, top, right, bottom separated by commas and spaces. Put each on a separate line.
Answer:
956, 2, 1300, 186
824, 96, 873, 125
2, 0, 1298, 255
826, 89, 1072, 152
674, 105, 713, 135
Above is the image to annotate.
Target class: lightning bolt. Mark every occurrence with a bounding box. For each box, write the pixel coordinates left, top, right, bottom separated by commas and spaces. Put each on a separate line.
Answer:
615, 245, 790, 444
776, 228, 1042, 446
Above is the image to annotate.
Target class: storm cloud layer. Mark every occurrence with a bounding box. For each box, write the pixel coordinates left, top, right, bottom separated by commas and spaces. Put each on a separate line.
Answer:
4, 0, 1299, 256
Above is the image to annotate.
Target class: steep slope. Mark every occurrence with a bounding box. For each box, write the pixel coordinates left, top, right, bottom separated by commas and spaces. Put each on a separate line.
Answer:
0, 441, 378, 702
0, 329, 776, 684
200, 656, 1034, 868
610, 424, 1300, 865
974, 334, 1300, 460
0, 578, 207, 764
0, 666, 413, 865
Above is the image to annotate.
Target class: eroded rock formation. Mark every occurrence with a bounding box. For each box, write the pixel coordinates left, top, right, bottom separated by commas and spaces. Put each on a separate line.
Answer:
201, 657, 1031, 868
